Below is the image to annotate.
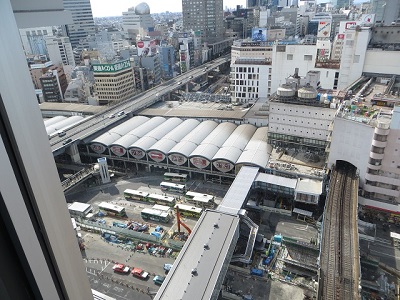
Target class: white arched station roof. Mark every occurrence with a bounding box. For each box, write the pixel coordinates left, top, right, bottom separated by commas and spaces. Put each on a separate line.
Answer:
44, 116, 67, 127
236, 127, 271, 169
212, 124, 257, 172
147, 119, 200, 162
128, 117, 183, 159
89, 116, 149, 154
109, 117, 166, 156
169, 120, 219, 158
189, 122, 237, 168
46, 116, 84, 135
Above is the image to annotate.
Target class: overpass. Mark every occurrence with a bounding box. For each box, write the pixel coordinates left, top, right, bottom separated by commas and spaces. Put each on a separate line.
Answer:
50, 56, 231, 156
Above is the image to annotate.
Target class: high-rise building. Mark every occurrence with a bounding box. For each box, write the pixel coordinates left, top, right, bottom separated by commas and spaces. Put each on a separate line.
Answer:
369, 0, 400, 25
45, 36, 75, 67
122, 4, 155, 43
40, 66, 68, 102
158, 44, 175, 79
1, 0, 92, 298
63, 0, 96, 48
182, 0, 224, 42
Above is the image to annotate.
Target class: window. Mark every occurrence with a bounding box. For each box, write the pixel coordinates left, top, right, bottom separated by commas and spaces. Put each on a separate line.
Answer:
304, 55, 312, 61
353, 55, 360, 63
287, 54, 293, 60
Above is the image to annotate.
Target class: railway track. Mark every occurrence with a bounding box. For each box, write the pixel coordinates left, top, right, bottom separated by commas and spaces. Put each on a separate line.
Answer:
319, 163, 360, 300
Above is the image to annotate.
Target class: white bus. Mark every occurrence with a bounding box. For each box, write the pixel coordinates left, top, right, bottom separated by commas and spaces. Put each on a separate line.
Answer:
141, 208, 170, 223
98, 202, 126, 217
123, 189, 149, 202
152, 204, 172, 214
163, 172, 188, 182
160, 182, 186, 194
148, 193, 176, 207
185, 191, 215, 209
175, 204, 203, 219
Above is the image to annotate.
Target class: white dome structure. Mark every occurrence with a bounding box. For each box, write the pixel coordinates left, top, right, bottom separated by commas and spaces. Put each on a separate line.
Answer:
135, 2, 150, 15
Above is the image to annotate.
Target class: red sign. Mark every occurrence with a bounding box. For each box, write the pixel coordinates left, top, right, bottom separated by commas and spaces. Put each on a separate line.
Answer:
149, 151, 164, 162
337, 34, 345, 39
345, 22, 356, 29
137, 41, 144, 48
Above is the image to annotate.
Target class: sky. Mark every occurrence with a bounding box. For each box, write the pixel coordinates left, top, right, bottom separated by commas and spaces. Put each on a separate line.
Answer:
90, 0, 247, 17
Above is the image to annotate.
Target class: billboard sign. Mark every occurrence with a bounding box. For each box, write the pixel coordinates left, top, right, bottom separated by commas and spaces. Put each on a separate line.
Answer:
90, 143, 106, 154
129, 148, 145, 159
213, 160, 234, 172
137, 40, 157, 57
252, 28, 267, 42
190, 157, 210, 169
169, 154, 187, 165
110, 146, 126, 156
317, 21, 331, 38
92, 60, 131, 73
361, 14, 375, 24
148, 151, 165, 162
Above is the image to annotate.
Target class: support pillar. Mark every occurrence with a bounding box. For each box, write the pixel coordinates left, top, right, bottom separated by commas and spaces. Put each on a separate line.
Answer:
185, 83, 189, 93
66, 142, 81, 163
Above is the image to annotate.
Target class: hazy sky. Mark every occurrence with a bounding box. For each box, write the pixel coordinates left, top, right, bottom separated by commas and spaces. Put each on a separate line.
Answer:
90, 0, 247, 17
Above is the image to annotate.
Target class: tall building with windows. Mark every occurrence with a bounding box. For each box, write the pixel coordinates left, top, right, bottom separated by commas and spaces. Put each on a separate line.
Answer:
63, 0, 96, 48
19, 27, 54, 56
122, 4, 155, 43
182, 0, 224, 42
45, 36, 75, 67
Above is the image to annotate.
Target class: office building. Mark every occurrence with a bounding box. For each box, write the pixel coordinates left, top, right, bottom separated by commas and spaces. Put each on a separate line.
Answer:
122, 4, 155, 43
93, 59, 136, 105
19, 26, 54, 56
1, 0, 92, 298
158, 44, 175, 79
63, 0, 96, 48
182, 0, 224, 42
369, 0, 400, 25
45, 36, 75, 67
40, 66, 68, 102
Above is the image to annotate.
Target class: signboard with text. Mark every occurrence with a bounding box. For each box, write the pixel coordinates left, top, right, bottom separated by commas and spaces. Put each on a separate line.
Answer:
169, 154, 187, 165
92, 60, 131, 73
317, 21, 332, 39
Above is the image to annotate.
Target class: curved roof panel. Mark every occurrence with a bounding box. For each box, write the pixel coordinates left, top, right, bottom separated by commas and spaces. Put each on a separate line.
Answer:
236, 127, 271, 168
189, 122, 237, 160
110, 117, 166, 149
46, 116, 84, 135
148, 119, 200, 154
169, 120, 218, 157
212, 124, 257, 163
44, 116, 67, 127
129, 117, 183, 152
90, 116, 149, 147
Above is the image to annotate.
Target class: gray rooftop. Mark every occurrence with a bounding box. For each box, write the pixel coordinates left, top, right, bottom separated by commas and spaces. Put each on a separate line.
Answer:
295, 178, 323, 195
154, 210, 240, 300
217, 166, 259, 215
255, 173, 297, 189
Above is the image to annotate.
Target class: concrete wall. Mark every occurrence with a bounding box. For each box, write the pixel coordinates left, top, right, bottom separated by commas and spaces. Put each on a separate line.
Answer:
328, 117, 375, 186
363, 50, 400, 75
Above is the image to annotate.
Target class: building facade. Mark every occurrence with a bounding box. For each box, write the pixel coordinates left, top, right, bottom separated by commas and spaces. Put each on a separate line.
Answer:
182, 0, 224, 41
45, 36, 75, 67
93, 60, 136, 105
63, 0, 96, 48
122, 4, 154, 42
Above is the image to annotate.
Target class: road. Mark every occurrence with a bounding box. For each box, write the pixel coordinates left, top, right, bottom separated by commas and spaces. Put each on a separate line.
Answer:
51, 56, 231, 152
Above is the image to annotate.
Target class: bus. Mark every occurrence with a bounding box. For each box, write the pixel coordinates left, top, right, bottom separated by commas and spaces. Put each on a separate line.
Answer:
185, 191, 215, 209
160, 182, 186, 194
141, 208, 170, 223
151, 204, 172, 214
163, 172, 188, 182
148, 194, 176, 207
98, 202, 126, 217
175, 204, 203, 219
123, 189, 149, 201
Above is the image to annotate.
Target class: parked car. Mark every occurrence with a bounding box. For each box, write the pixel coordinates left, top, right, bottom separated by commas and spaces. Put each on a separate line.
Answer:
131, 268, 149, 279
63, 138, 72, 145
163, 263, 173, 272
153, 275, 165, 285
112, 264, 130, 274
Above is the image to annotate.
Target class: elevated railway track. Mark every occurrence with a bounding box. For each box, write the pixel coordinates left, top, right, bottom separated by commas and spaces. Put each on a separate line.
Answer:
319, 161, 360, 299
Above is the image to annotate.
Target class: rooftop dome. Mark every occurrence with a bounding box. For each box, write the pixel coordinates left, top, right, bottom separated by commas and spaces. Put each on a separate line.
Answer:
135, 2, 150, 15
